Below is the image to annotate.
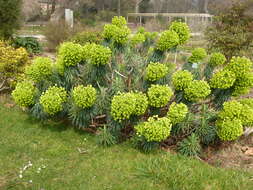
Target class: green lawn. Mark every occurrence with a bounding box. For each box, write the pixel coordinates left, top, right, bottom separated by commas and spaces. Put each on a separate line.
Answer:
1, 104, 253, 190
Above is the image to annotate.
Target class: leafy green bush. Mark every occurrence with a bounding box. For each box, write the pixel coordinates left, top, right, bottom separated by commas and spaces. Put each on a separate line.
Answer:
177, 133, 201, 156
135, 116, 172, 142
147, 85, 173, 108
57, 42, 83, 67
184, 80, 211, 102
97, 126, 117, 147
12, 81, 36, 107
216, 119, 243, 141
172, 70, 193, 91
169, 21, 190, 45
209, 52, 226, 66
72, 85, 96, 109
156, 30, 179, 51
188, 48, 207, 63
12, 37, 42, 54
210, 70, 236, 89
167, 102, 188, 125
25, 57, 53, 82
145, 62, 168, 82
39, 86, 67, 115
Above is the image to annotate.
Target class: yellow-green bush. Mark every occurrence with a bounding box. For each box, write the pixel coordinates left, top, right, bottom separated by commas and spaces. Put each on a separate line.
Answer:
88, 44, 112, 66
25, 57, 53, 82
111, 92, 136, 122
12, 81, 36, 107
218, 100, 253, 127
112, 16, 127, 27
188, 48, 207, 63
131, 33, 145, 46
111, 92, 148, 122
57, 42, 83, 67
72, 85, 96, 109
169, 21, 190, 45
209, 52, 226, 66
132, 92, 148, 116
145, 62, 168, 82
135, 116, 172, 142
216, 119, 243, 141
210, 70, 236, 89
40, 86, 67, 115
167, 102, 188, 125
147, 84, 173, 108
156, 30, 179, 51
225, 56, 252, 78
184, 80, 211, 102
172, 70, 193, 91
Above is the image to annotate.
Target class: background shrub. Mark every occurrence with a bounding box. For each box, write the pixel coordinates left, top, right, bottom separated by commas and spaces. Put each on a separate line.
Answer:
0, 0, 22, 39
12, 37, 42, 54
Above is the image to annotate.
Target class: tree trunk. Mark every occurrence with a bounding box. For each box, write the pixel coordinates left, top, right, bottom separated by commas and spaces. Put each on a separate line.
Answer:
118, 0, 121, 16
51, 0, 56, 14
204, 0, 209, 13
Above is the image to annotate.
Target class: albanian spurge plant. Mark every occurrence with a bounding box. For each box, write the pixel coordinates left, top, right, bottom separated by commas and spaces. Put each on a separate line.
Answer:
11, 16, 253, 155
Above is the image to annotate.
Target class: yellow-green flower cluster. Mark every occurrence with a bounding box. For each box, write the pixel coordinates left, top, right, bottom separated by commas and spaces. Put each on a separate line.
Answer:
111, 92, 148, 122
147, 84, 173, 108
209, 52, 226, 66
169, 21, 190, 45
88, 44, 112, 66
222, 56, 253, 96
12, 81, 36, 107
132, 92, 148, 116
239, 98, 253, 109
111, 16, 127, 27
102, 24, 118, 40
218, 100, 253, 127
134, 116, 172, 142
25, 57, 53, 82
172, 70, 193, 91
39, 86, 67, 115
216, 119, 243, 141
131, 33, 145, 46
188, 48, 207, 63
145, 62, 168, 82
167, 102, 188, 125
184, 80, 211, 102
225, 56, 252, 78
72, 85, 96, 109
156, 30, 179, 51
102, 16, 131, 45
210, 70, 236, 89
57, 42, 83, 67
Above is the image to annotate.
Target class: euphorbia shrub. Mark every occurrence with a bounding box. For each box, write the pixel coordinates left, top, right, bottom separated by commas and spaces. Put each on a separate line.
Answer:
12, 81, 36, 107
39, 86, 67, 115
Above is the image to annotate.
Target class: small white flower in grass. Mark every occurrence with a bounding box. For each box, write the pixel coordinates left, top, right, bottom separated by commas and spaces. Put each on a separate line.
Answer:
19, 174, 23, 179
29, 180, 32, 183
